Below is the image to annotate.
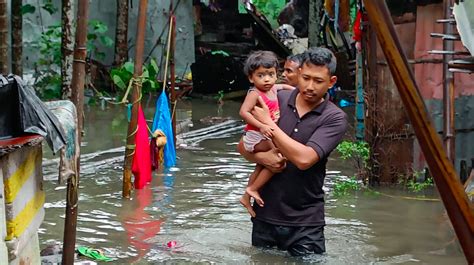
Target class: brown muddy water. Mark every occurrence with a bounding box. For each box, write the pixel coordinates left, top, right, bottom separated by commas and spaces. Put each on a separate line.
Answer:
40, 97, 466, 264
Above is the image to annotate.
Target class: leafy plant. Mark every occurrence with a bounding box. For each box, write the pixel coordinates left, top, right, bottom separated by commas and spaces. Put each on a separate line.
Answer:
87, 20, 114, 61
33, 19, 114, 99
407, 177, 433, 193
334, 177, 361, 197
336, 140, 370, 179
110, 59, 161, 96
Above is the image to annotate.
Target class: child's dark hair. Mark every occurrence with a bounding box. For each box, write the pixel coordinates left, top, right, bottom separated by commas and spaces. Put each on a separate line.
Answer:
243, 50, 279, 76
302, 47, 337, 75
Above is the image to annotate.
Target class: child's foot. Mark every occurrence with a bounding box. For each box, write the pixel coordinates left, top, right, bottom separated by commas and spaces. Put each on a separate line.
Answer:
239, 194, 256, 217
246, 187, 264, 207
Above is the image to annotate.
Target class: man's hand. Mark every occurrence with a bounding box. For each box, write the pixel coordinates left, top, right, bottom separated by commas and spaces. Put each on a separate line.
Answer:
237, 139, 286, 173
260, 125, 274, 138
252, 96, 274, 125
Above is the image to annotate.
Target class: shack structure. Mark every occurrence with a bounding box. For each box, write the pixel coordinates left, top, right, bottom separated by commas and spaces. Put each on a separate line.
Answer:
363, 0, 474, 184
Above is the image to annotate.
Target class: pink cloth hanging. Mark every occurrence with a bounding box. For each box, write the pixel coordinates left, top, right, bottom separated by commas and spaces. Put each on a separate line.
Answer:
132, 105, 152, 189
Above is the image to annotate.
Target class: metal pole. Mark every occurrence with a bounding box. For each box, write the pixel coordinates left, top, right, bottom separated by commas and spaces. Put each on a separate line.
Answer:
364, 1, 474, 263
63, 0, 88, 264
122, 0, 148, 198
442, 0, 455, 164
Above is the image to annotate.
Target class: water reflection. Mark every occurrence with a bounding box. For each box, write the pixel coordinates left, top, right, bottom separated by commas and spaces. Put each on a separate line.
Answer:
39, 98, 466, 264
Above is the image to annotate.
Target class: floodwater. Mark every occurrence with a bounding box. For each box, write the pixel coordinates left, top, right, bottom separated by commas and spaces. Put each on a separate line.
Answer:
40, 97, 466, 264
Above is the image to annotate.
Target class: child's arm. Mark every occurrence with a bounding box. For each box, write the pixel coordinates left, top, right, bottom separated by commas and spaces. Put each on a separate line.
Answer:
239, 90, 273, 137
274, 84, 295, 91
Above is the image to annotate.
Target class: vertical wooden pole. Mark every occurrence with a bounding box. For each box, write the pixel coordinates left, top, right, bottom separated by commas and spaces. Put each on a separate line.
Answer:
123, 0, 148, 198
442, 0, 455, 164
63, 0, 88, 264
11, 0, 22, 76
364, 1, 474, 263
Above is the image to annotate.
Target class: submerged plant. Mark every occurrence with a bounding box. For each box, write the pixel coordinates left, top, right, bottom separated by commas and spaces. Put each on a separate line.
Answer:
407, 178, 433, 193
333, 177, 361, 197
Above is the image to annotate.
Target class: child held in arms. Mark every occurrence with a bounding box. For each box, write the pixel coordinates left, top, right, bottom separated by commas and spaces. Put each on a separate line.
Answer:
239, 50, 294, 217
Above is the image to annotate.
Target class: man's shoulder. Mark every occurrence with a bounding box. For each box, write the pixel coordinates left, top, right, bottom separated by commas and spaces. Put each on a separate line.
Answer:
325, 100, 347, 117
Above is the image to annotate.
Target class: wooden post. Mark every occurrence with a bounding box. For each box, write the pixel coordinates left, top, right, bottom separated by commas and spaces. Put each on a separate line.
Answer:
442, 0, 455, 163
63, 0, 88, 264
122, 0, 148, 198
364, 1, 474, 263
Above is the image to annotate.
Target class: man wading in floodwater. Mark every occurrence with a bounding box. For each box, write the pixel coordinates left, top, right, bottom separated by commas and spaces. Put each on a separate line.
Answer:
238, 47, 348, 256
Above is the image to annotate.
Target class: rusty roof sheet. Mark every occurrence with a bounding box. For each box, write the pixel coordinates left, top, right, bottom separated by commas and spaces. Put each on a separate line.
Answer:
454, 0, 474, 55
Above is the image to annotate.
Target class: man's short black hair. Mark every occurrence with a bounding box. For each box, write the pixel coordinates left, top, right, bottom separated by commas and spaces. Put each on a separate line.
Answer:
244, 50, 279, 76
286, 53, 304, 67
302, 47, 337, 75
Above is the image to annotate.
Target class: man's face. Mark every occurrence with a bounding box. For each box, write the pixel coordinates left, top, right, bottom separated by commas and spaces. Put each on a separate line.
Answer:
282, 60, 300, 86
297, 63, 337, 104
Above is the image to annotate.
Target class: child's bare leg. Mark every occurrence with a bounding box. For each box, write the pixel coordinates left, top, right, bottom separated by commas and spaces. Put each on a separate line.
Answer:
240, 165, 262, 217
246, 167, 273, 207
245, 139, 275, 207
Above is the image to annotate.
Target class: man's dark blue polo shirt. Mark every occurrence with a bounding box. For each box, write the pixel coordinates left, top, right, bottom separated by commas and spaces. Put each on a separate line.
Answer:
253, 89, 348, 226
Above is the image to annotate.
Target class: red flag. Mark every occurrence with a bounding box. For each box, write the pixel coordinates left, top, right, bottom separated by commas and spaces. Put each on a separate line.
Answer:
132, 105, 152, 189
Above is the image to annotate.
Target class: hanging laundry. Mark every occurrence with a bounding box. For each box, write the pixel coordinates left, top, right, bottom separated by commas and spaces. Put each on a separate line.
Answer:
152, 91, 176, 168
132, 105, 152, 189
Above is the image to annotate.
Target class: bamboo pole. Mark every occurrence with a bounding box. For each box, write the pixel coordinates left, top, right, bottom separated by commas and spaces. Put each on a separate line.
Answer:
63, 0, 88, 264
363, 1, 474, 263
170, 14, 177, 147
442, 0, 455, 163
122, 0, 148, 198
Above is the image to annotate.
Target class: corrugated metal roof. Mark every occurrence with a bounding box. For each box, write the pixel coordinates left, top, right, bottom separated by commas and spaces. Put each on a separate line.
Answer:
453, 0, 474, 55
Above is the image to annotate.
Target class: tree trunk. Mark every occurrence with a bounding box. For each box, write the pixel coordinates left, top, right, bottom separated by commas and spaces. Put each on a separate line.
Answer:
61, 0, 75, 99
0, 0, 8, 74
114, 0, 129, 66
11, 0, 22, 76
308, 0, 323, 47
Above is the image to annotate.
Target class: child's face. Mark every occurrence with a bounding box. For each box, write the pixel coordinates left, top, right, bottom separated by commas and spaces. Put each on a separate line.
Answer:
248, 66, 278, 91
297, 62, 337, 104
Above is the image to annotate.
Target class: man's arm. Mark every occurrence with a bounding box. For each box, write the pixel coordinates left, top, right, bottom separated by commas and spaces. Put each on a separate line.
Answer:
252, 99, 346, 170
237, 137, 286, 173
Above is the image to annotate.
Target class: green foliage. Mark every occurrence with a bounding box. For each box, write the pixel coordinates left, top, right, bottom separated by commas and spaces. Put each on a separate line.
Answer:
214, 90, 225, 102
35, 74, 62, 99
21, 4, 36, 15
337, 140, 370, 164
407, 178, 433, 193
87, 20, 114, 61
42, 0, 58, 15
252, 0, 286, 28
33, 19, 114, 99
110, 59, 161, 96
334, 177, 361, 197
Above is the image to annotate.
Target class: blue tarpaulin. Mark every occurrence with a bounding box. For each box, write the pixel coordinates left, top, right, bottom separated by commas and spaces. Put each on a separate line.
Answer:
151, 91, 176, 167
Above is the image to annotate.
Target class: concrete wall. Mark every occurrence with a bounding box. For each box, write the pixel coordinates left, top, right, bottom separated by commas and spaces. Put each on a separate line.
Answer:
10, 0, 195, 76
0, 139, 44, 264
